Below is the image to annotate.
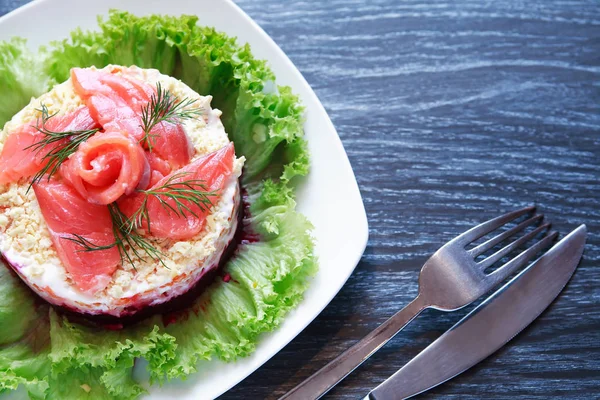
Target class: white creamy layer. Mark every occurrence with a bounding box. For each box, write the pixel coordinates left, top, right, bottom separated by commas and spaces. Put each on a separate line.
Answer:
0, 65, 244, 316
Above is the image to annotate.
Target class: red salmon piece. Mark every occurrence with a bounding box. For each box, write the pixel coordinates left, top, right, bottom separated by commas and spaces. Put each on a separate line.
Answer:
147, 152, 172, 177
0, 126, 41, 184
147, 121, 194, 170
119, 143, 235, 240
0, 106, 99, 184
146, 152, 172, 187
71, 67, 193, 168
87, 93, 145, 140
33, 180, 120, 293
71, 67, 153, 109
60, 130, 148, 205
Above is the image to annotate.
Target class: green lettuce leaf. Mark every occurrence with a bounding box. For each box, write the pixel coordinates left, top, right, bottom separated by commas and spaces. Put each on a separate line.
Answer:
45, 366, 116, 400
44, 29, 108, 85
158, 204, 316, 380
0, 38, 52, 128
0, 10, 315, 399
49, 310, 177, 393
0, 264, 44, 345
0, 266, 51, 400
0, 339, 50, 400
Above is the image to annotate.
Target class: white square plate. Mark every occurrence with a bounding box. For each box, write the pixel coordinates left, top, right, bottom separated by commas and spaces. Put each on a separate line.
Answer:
0, 1, 369, 398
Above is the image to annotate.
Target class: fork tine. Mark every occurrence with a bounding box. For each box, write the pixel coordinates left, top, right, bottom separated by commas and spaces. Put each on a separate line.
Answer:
477, 223, 551, 270
453, 206, 535, 246
469, 214, 544, 258
485, 230, 559, 286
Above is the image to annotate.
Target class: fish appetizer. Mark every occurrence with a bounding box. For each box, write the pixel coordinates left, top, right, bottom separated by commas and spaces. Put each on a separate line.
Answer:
0, 65, 244, 319
0, 11, 315, 400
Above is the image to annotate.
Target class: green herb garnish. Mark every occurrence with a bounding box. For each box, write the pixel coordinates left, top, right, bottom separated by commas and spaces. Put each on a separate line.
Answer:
140, 82, 202, 151
66, 174, 216, 268
65, 203, 166, 270
130, 172, 217, 234
26, 104, 99, 190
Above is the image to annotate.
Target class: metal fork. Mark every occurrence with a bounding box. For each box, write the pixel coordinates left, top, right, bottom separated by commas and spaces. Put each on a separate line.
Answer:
280, 206, 557, 400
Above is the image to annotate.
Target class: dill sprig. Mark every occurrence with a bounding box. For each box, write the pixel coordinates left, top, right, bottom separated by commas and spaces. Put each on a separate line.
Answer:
65, 203, 166, 270
143, 172, 216, 218
131, 172, 217, 234
26, 104, 99, 190
65, 175, 217, 269
140, 82, 202, 151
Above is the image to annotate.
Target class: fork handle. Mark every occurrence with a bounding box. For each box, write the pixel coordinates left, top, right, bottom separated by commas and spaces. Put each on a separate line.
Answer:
280, 296, 427, 400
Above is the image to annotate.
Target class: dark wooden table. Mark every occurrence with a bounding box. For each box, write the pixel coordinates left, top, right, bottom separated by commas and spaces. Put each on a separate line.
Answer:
2, 0, 599, 399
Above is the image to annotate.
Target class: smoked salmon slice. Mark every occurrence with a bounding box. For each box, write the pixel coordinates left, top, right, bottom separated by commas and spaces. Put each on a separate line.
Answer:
119, 143, 235, 240
33, 180, 120, 293
87, 93, 145, 140
71, 68, 153, 109
60, 130, 148, 205
146, 152, 172, 188
0, 106, 99, 184
147, 121, 194, 170
71, 67, 193, 169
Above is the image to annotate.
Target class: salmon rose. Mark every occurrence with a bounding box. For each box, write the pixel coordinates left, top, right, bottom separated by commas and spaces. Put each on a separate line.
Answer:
61, 130, 149, 205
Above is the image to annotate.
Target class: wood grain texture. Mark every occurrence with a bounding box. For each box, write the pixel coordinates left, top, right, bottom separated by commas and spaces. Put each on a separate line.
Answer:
1, 0, 599, 399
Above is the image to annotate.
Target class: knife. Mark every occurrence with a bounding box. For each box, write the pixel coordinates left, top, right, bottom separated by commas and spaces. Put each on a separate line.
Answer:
365, 224, 587, 400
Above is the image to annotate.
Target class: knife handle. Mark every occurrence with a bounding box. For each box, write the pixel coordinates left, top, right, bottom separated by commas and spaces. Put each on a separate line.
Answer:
280, 296, 427, 400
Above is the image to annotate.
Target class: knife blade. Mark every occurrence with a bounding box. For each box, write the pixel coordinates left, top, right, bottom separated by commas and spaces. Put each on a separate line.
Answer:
366, 224, 587, 400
